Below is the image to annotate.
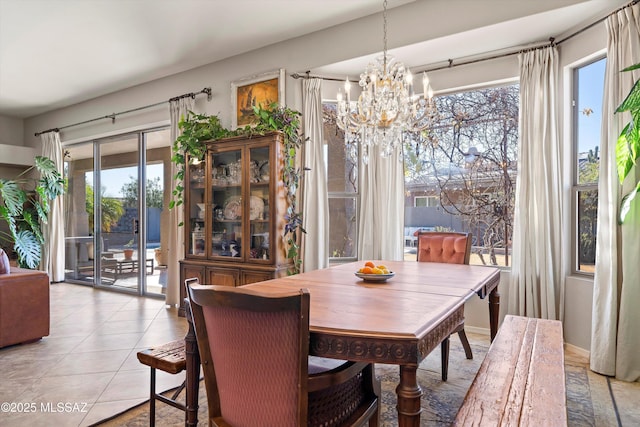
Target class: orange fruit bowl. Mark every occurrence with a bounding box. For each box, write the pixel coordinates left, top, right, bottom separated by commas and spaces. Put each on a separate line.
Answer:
354, 271, 395, 283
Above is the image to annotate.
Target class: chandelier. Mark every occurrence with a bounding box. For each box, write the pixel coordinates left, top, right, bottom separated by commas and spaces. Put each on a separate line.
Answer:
336, 0, 437, 163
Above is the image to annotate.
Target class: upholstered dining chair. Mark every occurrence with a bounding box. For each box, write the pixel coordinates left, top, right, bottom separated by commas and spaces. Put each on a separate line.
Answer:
416, 231, 473, 381
186, 282, 380, 427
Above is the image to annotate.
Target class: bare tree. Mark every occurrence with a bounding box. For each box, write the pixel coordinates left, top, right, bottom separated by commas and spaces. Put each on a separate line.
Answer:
404, 85, 519, 266
577, 147, 599, 266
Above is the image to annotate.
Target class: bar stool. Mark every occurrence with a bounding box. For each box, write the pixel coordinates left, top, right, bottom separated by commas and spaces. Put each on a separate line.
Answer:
137, 340, 187, 426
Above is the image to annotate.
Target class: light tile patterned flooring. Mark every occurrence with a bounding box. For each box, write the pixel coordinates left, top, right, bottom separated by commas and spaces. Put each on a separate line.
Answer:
0, 283, 188, 427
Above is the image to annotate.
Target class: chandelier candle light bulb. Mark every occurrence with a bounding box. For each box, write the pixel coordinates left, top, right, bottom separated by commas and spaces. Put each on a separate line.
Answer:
423, 73, 429, 98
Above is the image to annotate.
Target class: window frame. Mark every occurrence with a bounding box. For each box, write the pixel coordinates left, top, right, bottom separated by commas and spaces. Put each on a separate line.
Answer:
322, 101, 360, 264
403, 80, 519, 269
571, 55, 605, 277
414, 195, 439, 208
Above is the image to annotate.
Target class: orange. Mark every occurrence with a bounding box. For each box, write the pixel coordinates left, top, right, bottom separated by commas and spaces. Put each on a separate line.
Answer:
364, 261, 376, 268
362, 266, 374, 274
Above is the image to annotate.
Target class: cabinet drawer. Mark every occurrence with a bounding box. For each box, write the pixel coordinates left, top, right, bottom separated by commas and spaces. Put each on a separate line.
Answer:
207, 267, 239, 287
179, 263, 206, 317
241, 270, 274, 285
182, 265, 205, 283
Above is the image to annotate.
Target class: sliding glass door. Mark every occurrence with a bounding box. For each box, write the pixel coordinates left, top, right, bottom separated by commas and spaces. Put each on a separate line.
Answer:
63, 142, 95, 283
144, 129, 171, 296
95, 133, 141, 292
63, 127, 171, 297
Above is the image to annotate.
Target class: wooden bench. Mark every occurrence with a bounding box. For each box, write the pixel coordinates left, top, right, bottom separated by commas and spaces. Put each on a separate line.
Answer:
137, 339, 187, 427
454, 315, 567, 426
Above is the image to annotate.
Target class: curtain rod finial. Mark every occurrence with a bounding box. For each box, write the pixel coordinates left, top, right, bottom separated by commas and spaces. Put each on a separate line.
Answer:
203, 87, 212, 101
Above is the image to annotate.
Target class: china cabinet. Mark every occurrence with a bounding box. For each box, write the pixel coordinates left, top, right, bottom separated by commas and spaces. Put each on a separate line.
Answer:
179, 132, 291, 315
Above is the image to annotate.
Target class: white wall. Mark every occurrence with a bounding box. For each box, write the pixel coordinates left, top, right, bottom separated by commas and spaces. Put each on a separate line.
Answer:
0, 114, 23, 146
0, 114, 35, 174
21, 0, 598, 147
19, 1, 610, 353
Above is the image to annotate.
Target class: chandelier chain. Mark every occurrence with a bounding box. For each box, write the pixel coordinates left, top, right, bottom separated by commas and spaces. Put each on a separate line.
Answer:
383, 0, 388, 68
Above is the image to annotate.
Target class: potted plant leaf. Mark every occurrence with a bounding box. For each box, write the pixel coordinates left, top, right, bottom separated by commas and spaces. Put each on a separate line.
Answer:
616, 62, 640, 223
0, 156, 65, 269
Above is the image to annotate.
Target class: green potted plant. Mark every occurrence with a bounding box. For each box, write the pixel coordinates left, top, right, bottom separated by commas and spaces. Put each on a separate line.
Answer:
616, 62, 640, 223
170, 103, 307, 274
250, 104, 307, 274
0, 156, 65, 269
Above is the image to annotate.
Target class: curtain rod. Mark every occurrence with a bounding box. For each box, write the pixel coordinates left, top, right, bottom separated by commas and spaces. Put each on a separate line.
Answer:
557, 0, 640, 45
292, 0, 639, 81
35, 87, 212, 137
291, 71, 345, 82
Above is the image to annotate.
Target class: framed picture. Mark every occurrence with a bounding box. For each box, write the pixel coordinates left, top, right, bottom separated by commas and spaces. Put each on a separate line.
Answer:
231, 69, 285, 128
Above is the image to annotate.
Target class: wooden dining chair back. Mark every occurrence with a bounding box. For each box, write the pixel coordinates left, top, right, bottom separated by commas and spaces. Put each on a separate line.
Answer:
186, 283, 380, 427
416, 231, 474, 381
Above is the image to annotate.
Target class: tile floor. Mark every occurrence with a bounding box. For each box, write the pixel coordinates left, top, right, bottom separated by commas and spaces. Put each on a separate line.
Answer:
0, 283, 188, 427
1, 282, 638, 427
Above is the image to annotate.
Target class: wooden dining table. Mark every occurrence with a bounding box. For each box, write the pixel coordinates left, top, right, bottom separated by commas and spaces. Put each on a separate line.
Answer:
184, 259, 501, 427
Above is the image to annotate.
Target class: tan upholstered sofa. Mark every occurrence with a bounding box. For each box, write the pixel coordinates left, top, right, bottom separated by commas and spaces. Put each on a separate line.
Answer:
0, 267, 50, 349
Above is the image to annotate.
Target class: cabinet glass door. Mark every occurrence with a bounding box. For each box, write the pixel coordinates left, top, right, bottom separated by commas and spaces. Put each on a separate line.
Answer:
187, 159, 206, 257
211, 149, 243, 258
248, 146, 271, 261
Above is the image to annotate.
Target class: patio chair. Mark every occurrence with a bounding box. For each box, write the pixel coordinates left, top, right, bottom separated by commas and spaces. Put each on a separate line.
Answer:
186, 282, 380, 427
416, 231, 473, 381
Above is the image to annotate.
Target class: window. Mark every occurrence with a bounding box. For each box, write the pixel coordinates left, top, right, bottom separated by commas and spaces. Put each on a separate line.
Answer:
404, 84, 519, 267
323, 102, 358, 260
414, 196, 439, 207
573, 57, 605, 274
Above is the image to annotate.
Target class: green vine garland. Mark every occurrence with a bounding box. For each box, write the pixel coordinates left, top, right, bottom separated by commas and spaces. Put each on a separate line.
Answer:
170, 103, 307, 274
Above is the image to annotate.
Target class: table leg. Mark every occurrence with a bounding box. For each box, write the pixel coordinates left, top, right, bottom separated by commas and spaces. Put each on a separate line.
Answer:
489, 287, 500, 342
396, 365, 422, 426
185, 308, 200, 427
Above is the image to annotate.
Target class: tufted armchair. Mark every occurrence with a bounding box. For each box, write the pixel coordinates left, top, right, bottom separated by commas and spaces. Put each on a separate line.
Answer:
416, 231, 473, 381
186, 282, 380, 427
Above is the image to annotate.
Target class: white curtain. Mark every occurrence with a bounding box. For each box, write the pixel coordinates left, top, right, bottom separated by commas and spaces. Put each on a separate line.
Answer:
357, 145, 404, 261
508, 46, 565, 320
166, 97, 194, 306
591, 3, 640, 382
40, 131, 65, 281
301, 78, 329, 272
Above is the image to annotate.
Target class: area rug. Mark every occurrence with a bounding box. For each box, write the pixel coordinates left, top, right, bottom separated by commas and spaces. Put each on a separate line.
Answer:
92, 333, 596, 426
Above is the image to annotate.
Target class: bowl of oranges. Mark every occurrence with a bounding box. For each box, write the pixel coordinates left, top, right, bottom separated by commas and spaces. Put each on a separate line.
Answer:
355, 261, 395, 282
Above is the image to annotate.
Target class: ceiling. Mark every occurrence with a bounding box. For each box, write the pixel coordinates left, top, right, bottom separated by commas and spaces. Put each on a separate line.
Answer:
0, 0, 628, 119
